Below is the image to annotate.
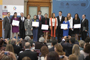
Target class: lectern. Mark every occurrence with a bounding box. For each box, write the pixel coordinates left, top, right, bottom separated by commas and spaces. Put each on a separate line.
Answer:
0, 20, 2, 37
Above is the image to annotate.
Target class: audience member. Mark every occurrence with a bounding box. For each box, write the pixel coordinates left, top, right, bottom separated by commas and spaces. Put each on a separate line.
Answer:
79, 40, 85, 50
22, 57, 31, 60
80, 43, 90, 59
18, 42, 37, 60
11, 38, 21, 55
61, 37, 79, 56
69, 54, 78, 60
0, 39, 6, 51
46, 51, 60, 60
49, 39, 57, 52
72, 44, 84, 60
85, 37, 90, 43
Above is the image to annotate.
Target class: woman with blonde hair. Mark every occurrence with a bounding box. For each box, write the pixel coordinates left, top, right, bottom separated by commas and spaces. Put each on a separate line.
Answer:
67, 13, 73, 37
72, 44, 84, 60
22, 57, 31, 60
69, 54, 78, 60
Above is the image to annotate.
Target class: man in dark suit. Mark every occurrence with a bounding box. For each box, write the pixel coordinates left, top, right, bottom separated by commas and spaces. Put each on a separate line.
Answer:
19, 13, 26, 39
81, 14, 88, 41
57, 11, 64, 42
37, 11, 44, 40
3, 12, 11, 39
18, 42, 37, 60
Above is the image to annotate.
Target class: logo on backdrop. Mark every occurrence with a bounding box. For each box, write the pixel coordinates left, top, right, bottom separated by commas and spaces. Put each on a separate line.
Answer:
13, 7, 17, 10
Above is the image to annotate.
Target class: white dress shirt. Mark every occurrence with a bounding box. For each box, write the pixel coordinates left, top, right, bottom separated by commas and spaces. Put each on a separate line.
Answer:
82, 18, 85, 22
38, 15, 41, 19
68, 17, 73, 28
21, 17, 25, 21
59, 15, 62, 21
49, 18, 58, 26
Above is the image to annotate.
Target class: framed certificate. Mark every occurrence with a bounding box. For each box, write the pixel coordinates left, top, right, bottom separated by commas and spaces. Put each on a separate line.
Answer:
32, 22, 39, 27
61, 24, 68, 29
41, 24, 48, 30
74, 24, 81, 28
12, 20, 19, 26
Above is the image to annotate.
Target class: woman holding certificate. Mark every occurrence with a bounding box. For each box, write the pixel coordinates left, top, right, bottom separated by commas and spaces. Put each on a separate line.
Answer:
11, 12, 19, 40
63, 17, 70, 37
24, 14, 33, 36
49, 13, 58, 40
41, 13, 49, 43
67, 13, 73, 37
32, 15, 39, 42
73, 13, 80, 40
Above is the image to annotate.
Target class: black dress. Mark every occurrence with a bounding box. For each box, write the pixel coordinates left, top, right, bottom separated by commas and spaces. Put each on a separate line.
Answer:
73, 19, 80, 34
41, 18, 49, 32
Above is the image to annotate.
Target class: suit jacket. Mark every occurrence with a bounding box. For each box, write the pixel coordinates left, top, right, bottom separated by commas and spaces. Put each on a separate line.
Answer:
3, 16, 11, 30
57, 16, 64, 29
41, 18, 49, 25
81, 19, 88, 32
37, 15, 43, 25
12, 45, 21, 55
19, 17, 26, 30
18, 50, 37, 60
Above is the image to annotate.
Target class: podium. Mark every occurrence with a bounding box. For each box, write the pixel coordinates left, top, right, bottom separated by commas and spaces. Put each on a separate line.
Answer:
0, 20, 2, 37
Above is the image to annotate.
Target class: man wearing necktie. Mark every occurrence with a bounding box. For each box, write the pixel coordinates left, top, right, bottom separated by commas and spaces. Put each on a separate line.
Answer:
37, 11, 44, 40
19, 13, 26, 39
3, 12, 11, 39
81, 14, 88, 41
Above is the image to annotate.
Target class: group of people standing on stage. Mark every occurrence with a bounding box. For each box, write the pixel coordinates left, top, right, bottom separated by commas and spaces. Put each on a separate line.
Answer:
3, 11, 88, 43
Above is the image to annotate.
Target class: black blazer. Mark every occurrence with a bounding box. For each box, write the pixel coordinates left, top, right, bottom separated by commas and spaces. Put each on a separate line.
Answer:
81, 19, 88, 32
18, 50, 37, 60
57, 16, 64, 29
41, 18, 49, 25
19, 17, 26, 30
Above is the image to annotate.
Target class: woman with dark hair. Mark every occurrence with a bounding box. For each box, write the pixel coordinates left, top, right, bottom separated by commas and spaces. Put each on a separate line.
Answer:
73, 13, 80, 40
11, 12, 19, 40
80, 43, 90, 59
41, 13, 49, 43
0, 39, 5, 51
49, 13, 58, 40
46, 51, 60, 60
32, 15, 39, 42
24, 14, 33, 36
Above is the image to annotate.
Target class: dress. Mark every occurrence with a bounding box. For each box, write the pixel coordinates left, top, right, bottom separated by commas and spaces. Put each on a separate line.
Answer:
73, 19, 80, 34
32, 19, 39, 42
63, 21, 70, 36
11, 17, 19, 33
41, 18, 49, 32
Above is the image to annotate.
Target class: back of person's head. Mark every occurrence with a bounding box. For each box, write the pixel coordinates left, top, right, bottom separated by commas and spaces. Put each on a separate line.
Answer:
65, 38, 69, 43
47, 51, 60, 60
54, 44, 64, 55
39, 37, 45, 43
0, 39, 4, 47
84, 43, 90, 53
22, 57, 31, 60
1, 55, 13, 60
69, 37, 75, 44
41, 46, 49, 57
5, 44, 14, 53
11, 39, 16, 45
69, 54, 78, 60
24, 36, 31, 41
79, 40, 85, 48
85, 37, 90, 43
72, 44, 80, 56
51, 39, 57, 46
25, 42, 31, 49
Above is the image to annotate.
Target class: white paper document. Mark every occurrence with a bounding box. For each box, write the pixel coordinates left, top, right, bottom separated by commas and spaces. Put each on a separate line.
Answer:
32, 22, 39, 27
61, 24, 68, 29
12, 20, 19, 26
41, 24, 48, 30
74, 24, 81, 28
